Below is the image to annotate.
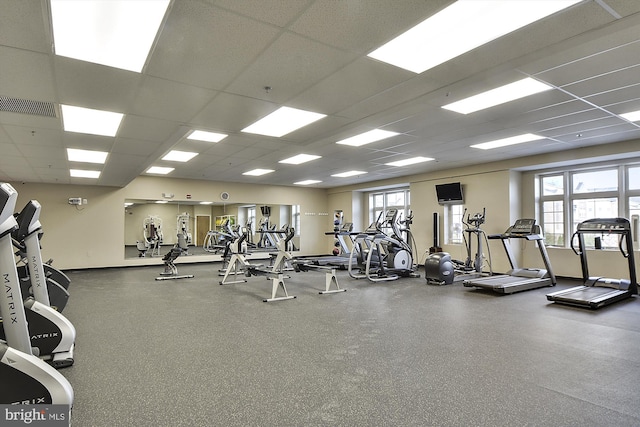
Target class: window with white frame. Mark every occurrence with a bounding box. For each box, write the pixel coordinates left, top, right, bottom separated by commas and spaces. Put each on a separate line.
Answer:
446, 204, 465, 245
538, 165, 637, 249
368, 188, 410, 227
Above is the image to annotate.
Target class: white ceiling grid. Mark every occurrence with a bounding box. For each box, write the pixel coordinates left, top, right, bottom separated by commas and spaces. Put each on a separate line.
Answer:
0, 0, 640, 188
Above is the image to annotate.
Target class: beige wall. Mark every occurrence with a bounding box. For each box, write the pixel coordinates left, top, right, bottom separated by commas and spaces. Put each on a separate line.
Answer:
9, 138, 640, 278
10, 176, 328, 269
327, 138, 640, 279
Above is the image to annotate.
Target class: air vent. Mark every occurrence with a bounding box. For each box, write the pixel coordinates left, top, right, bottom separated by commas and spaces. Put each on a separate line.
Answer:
0, 96, 57, 118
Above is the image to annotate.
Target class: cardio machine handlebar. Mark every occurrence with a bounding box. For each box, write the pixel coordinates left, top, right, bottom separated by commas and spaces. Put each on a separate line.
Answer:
570, 231, 581, 256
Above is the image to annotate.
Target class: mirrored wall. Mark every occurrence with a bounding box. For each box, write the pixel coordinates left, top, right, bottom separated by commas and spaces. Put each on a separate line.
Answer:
124, 199, 300, 259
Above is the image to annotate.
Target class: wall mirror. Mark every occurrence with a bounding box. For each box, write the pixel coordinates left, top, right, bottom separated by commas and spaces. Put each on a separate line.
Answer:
124, 199, 300, 259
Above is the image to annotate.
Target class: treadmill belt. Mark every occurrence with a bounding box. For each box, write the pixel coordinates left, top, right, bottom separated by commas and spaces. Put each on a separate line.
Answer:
464, 275, 551, 294
546, 285, 631, 309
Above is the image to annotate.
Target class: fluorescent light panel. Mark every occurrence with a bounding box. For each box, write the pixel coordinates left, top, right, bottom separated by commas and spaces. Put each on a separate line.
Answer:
294, 180, 322, 185
368, 0, 582, 74
442, 78, 553, 114
188, 130, 228, 143
51, 0, 170, 73
331, 171, 367, 178
336, 129, 400, 147
620, 110, 640, 122
162, 150, 198, 162
70, 169, 100, 179
200, 201, 213, 205
242, 107, 326, 137
385, 156, 434, 167
155, 200, 169, 204
471, 133, 544, 150
146, 166, 174, 175
242, 169, 274, 176
279, 154, 321, 165
61, 105, 123, 137
67, 148, 108, 164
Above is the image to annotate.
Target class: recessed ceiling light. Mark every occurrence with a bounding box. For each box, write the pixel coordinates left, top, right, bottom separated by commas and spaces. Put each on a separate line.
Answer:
124, 202, 133, 207
155, 200, 169, 204
61, 105, 124, 137
368, 0, 582, 74
620, 110, 640, 122
331, 171, 367, 178
471, 133, 544, 150
162, 150, 199, 162
336, 129, 400, 147
442, 78, 554, 114
70, 169, 100, 179
242, 107, 326, 137
242, 169, 275, 176
66, 148, 108, 164
51, 0, 170, 72
200, 201, 213, 205
188, 130, 228, 143
385, 156, 435, 167
294, 180, 322, 185
146, 166, 174, 175
279, 154, 322, 165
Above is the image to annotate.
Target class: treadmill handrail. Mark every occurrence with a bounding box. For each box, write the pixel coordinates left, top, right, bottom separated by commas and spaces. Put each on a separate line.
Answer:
619, 234, 629, 259
570, 231, 581, 256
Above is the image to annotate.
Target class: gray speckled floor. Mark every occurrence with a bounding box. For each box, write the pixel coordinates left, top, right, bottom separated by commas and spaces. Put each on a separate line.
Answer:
57, 263, 640, 427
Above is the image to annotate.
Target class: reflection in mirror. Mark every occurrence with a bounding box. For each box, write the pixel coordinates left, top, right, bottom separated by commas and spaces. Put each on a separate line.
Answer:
124, 199, 300, 259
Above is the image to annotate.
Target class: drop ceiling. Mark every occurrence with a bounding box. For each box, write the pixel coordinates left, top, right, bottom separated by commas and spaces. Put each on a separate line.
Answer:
1, 0, 640, 188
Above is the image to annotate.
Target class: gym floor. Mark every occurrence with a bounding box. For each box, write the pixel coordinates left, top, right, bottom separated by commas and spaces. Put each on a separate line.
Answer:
59, 262, 640, 426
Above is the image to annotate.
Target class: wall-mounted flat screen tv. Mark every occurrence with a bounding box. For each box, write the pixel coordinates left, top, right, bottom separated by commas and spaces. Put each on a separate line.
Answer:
435, 182, 464, 204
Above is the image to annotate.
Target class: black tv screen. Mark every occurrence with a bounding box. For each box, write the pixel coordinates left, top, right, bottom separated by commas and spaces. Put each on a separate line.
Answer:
435, 182, 463, 204
260, 206, 271, 216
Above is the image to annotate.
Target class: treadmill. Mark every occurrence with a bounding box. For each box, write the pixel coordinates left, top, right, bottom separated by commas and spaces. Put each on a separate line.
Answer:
546, 218, 638, 309
463, 219, 556, 294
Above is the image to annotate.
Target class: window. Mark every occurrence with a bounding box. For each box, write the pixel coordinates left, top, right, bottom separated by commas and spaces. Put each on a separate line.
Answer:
572, 169, 617, 193
540, 174, 565, 246
543, 200, 564, 246
447, 204, 465, 245
368, 188, 410, 226
539, 165, 637, 249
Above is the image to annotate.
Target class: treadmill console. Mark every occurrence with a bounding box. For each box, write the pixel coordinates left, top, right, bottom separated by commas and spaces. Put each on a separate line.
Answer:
577, 218, 630, 233
510, 219, 536, 235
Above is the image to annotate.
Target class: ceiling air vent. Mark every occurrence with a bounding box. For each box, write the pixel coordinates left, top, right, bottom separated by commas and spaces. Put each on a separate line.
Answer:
0, 96, 57, 118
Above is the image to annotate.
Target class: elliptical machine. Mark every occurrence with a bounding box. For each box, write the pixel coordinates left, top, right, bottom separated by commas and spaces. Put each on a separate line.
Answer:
0, 183, 74, 408
353, 209, 420, 282
425, 208, 492, 285
455, 208, 492, 277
